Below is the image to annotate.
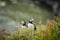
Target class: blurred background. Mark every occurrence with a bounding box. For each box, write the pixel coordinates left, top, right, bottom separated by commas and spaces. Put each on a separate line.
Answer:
0, 0, 60, 32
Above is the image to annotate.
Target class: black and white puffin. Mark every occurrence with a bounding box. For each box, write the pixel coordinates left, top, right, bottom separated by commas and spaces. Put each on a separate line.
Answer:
20, 21, 27, 29
27, 18, 36, 30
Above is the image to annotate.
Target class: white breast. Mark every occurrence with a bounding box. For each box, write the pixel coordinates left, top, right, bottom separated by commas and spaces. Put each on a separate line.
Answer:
28, 23, 34, 29
21, 25, 26, 29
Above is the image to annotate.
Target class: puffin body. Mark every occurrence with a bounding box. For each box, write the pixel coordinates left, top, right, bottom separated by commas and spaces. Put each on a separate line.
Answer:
28, 19, 36, 30
28, 23, 34, 30
20, 21, 27, 29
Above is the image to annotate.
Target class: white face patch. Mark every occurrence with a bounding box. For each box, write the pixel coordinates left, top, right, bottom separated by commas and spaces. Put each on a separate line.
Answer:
20, 21, 25, 24
29, 18, 34, 22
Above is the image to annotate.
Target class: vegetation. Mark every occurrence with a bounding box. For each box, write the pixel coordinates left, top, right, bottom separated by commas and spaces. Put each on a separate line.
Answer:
5, 18, 60, 40
0, 0, 60, 40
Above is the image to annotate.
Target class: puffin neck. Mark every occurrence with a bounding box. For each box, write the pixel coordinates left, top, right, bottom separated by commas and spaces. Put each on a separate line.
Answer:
22, 24, 26, 26
29, 21, 33, 24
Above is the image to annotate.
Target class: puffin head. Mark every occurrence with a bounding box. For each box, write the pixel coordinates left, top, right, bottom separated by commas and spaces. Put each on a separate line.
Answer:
20, 21, 26, 26
29, 18, 34, 24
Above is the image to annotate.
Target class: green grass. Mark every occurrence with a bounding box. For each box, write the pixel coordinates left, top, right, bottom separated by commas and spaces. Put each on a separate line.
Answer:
6, 22, 59, 40
0, 1, 60, 40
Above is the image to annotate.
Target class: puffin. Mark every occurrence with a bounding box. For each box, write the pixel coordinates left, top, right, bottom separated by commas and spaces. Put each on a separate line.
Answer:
27, 18, 36, 30
20, 21, 27, 29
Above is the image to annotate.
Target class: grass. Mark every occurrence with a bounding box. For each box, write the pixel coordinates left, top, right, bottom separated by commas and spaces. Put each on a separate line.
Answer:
5, 17, 60, 40
0, 2, 60, 40
5, 20, 59, 40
